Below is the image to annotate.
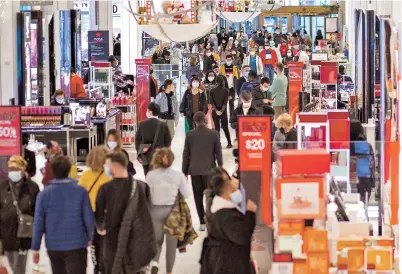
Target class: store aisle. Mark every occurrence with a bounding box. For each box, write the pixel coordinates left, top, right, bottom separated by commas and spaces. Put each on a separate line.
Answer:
18, 117, 237, 274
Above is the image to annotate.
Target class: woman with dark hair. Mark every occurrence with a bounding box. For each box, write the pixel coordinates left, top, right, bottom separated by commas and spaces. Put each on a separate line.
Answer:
180, 76, 208, 130
315, 29, 324, 46
350, 119, 375, 203
203, 49, 217, 74
203, 71, 217, 99
210, 75, 232, 148
155, 79, 179, 138
201, 167, 257, 274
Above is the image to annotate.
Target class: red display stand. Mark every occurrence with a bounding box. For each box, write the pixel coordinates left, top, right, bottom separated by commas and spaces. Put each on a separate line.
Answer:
287, 62, 304, 125
135, 59, 151, 123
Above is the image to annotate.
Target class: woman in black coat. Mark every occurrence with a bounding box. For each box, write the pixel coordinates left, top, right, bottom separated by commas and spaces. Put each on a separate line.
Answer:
179, 76, 208, 130
201, 167, 257, 274
0, 155, 40, 274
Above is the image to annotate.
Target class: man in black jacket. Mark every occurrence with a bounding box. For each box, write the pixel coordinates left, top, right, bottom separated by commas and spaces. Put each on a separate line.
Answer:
252, 77, 273, 110
235, 65, 250, 96
230, 91, 261, 135
135, 103, 172, 175
182, 112, 223, 231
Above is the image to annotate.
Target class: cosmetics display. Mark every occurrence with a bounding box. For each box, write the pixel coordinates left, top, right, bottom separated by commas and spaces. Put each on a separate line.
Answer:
21, 106, 62, 127
112, 94, 136, 146
88, 62, 114, 98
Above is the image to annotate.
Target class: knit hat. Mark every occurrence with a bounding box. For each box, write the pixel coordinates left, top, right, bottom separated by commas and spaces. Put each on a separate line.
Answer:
8, 155, 27, 171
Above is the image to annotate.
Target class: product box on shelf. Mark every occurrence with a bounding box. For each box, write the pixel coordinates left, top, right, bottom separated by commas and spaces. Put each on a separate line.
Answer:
363, 237, 394, 248
293, 257, 309, 274
303, 228, 328, 253
337, 237, 364, 266
307, 251, 329, 273
277, 149, 330, 176
365, 247, 393, 271
347, 247, 365, 272
278, 220, 305, 236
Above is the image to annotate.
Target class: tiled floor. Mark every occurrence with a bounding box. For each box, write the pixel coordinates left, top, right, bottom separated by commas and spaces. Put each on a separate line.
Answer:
16, 118, 237, 274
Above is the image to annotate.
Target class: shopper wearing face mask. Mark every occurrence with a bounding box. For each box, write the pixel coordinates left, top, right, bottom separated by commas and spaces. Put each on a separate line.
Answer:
180, 76, 207, 130
0, 156, 39, 274
149, 65, 158, 101
232, 49, 243, 71
283, 49, 296, 76
217, 28, 229, 47
235, 65, 250, 96
106, 129, 137, 176
201, 167, 257, 274
239, 70, 260, 94
203, 71, 217, 99
273, 27, 282, 47
270, 62, 288, 118
230, 91, 261, 134
260, 43, 279, 84
219, 54, 239, 116
96, 152, 155, 274
210, 75, 233, 148
252, 77, 273, 110
242, 47, 264, 76
185, 56, 204, 83
156, 79, 180, 138
203, 49, 217, 74
50, 89, 66, 106
275, 113, 297, 149
135, 103, 172, 176
238, 30, 249, 54
219, 37, 234, 63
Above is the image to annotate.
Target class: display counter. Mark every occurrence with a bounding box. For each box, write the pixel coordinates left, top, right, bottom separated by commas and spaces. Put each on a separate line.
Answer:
22, 106, 121, 161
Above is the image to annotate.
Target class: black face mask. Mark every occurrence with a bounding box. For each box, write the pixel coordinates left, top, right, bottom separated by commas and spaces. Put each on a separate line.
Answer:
279, 128, 286, 135
150, 69, 153, 74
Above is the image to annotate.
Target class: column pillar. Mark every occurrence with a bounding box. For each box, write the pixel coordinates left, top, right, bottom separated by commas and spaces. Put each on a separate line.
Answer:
0, 1, 20, 105
121, 0, 138, 74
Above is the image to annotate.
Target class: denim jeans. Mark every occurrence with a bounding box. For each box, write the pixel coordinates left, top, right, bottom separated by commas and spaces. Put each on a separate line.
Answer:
264, 66, 275, 84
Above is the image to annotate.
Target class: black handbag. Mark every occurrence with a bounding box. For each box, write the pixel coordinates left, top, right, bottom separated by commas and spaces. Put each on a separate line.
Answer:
137, 121, 162, 166
9, 181, 34, 238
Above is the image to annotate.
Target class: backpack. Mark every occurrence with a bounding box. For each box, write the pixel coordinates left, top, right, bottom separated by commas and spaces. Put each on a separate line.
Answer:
353, 141, 373, 178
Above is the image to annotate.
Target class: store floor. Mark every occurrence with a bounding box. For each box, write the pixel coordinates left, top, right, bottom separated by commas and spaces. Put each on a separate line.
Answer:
16, 118, 236, 274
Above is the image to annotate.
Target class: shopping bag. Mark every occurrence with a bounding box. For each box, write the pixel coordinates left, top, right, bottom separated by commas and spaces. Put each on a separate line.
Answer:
206, 104, 215, 130
184, 117, 190, 133
32, 264, 46, 274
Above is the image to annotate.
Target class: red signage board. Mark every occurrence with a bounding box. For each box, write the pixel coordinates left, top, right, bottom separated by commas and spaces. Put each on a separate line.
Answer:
287, 62, 304, 125
0, 107, 21, 156
320, 62, 338, 84
238, 115, 272, 226
135, 59, 151, 123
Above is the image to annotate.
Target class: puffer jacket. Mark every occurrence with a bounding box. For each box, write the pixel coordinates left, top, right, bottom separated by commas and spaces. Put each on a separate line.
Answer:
0, 178, 40, 251
179, 89, 208, 118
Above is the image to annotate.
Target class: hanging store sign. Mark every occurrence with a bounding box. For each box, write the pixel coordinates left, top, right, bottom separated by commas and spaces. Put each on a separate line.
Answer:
238, 115, 272, 226
0, 107, 21, 157
88, 30, 110, 61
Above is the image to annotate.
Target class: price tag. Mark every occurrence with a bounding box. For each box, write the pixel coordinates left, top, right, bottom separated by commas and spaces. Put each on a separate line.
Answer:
245, 139, 266, 151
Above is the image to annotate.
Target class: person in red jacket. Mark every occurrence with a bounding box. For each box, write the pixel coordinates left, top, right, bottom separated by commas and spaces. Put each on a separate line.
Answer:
70, 68, 87, 98
259, 43, 278, 84
279, 41, 289, 58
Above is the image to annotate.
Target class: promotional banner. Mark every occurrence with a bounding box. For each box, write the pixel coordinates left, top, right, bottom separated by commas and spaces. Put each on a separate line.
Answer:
88, 30, 110, 61
238, 115, 272, 225
320, 62, 338, 84
287, 62, 304, 125
0, 107, 21, 156
135, 59, 151, 123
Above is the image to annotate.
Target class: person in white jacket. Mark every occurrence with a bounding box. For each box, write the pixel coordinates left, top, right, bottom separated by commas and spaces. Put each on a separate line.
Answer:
242, 47, 264, 76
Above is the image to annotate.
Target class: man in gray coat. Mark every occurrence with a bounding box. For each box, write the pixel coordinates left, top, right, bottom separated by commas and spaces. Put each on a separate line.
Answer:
182, 111, 223, 231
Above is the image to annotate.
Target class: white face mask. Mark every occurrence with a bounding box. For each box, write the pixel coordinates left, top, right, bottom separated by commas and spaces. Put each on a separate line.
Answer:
208, 76, 215, 82
234, 41, 239, 45
287, 53, 292, 57
242, 102, 251, 109
226, 61, 232, 66
206, 52, 212, 57
250, 51, 256, 56
232, 51, 236, 55
8, 171, 22, 182
107, 141, 118, 150
265, 46, 269, 50
192, 81, 200, 88
262, 86, 269, 91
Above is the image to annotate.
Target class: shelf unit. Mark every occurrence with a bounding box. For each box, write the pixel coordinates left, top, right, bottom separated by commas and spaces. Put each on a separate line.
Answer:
88, 61, 114, 99
112, 100, 137, 147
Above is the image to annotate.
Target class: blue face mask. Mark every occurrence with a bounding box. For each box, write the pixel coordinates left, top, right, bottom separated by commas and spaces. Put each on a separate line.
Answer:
107, 141, 118, 150
56, 98, 64, 104
244, 71, 249, 78
104, 166, 112, 177
8, 171, 22, 182
230, 189, 243, 204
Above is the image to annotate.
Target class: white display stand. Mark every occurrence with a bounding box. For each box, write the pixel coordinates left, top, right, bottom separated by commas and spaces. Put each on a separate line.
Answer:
88, 61, 114, 99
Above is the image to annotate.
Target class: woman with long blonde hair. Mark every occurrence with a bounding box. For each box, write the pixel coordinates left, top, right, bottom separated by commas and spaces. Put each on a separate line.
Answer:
146, 148, 191, 274
79, 145, 111, 273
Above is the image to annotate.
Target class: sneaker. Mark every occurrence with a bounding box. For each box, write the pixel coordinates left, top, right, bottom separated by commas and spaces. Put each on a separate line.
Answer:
200, 224, 206, 231
227, 144, 233, 149
150, 261, 159, 274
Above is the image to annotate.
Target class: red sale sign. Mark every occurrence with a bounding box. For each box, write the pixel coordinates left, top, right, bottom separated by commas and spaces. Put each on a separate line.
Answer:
238, 115, 272, 226
0, 107, 21, 156
135, 59, 151, 123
